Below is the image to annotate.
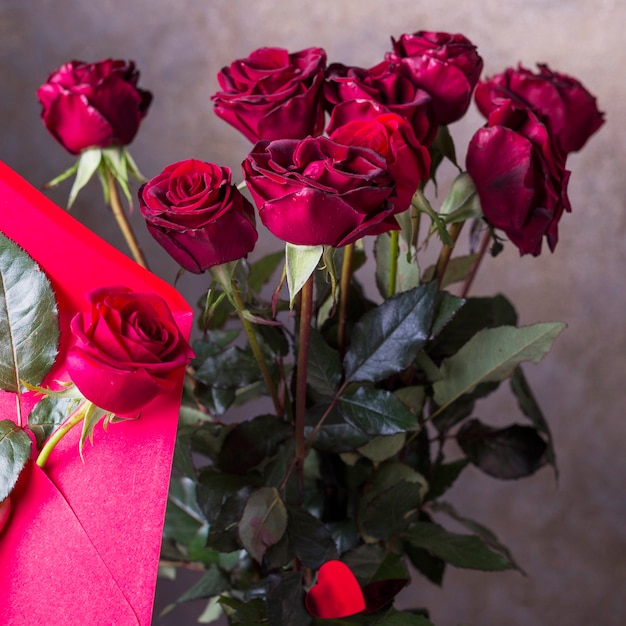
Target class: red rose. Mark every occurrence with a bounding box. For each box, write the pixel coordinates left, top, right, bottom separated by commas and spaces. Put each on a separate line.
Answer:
466, 99, 571, 256
387, 31, 483, 125
67, 287, 193, 414
324, 61, 436, 145
242, 136, 398, 247
474, 63, 605, 154
139, 160, 257, 273
212, 47, 326, 142
37, 59, 152, 154
328, 101, 431, 212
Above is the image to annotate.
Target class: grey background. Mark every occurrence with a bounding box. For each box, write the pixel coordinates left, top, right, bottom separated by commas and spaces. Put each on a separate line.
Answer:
1, 1, 625, 625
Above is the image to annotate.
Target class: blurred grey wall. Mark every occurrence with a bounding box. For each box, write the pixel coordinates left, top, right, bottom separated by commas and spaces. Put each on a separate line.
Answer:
1, 0, 625, 624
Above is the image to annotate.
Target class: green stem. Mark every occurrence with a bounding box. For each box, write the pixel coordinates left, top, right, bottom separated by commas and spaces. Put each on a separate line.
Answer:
337, 243, 354, 355
433, 221, 463, 287
411, 203, 421, 250
460, 229, 491, 298
36, 402, 89, 468
295, 276, 314, 478
231, 287, 283, 418
106, 169, 149, 269
388, 230, 400, 298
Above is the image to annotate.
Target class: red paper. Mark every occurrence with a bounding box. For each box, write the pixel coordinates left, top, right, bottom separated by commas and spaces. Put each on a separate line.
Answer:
0, 161, 192, 626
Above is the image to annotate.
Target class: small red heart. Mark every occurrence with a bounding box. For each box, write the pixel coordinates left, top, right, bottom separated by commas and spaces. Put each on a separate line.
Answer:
305, 560, 366, 619
0, 497, 11, 536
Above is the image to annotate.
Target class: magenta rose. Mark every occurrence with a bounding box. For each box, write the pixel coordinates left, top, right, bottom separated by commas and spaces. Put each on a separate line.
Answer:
324, 61, 436, 146
67, 287, 193, 415
328, 102, 431, 212
474, 63, 605, 154
139, 160, 257, 273
212, 47, 326, 142
37, 59, 152, 155
466, 99, 571, 256
242, 136, 398, 247
387, 31, 483, 125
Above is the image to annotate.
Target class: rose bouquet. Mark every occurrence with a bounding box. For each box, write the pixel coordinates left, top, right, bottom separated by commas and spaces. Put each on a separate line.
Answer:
2, 27, 603, 626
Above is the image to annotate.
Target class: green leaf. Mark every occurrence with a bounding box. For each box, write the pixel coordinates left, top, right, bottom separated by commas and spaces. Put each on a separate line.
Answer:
68, 148, 102, 208
286, 505, 338, 569
43, 161, 79, 189
374, 233, 419, 299
378, 611, 435, 626
412, 190, 453, 246
307, 327, 341, 399
285, 243, 323, 306
457, 419, 548, 480
339, 387, 418, 436
439, 172, 481, 224
266, 571, 311, 626
0, 232, 60, 393
424, 458, 469, 501
357, 433, 406, 462
0, 419, 31, 501
248, 251, 284, 294
219, 596, 268, 624
27, 396, 78, 450
404, 521, 515, 570
163, 476, 206, 548
510, 366, 557, 476
196, 468, 251, 525
174, 565, 229, 603
238, 486, 287, 563
344, 282, 437, 383
432, 323, 565, 411
205, 489, 249, 553
306, 405, 369, 453
194, 345, 262, 388
422, 254, 478, 289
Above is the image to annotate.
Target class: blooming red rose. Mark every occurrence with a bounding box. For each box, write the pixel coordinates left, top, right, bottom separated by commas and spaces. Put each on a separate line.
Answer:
324, 61, 436, 145
242, 136, 398, 247
66, 287, 193, 414
139, 160, 257, 273
37, 59, 152, 155
474, 63, 605, 154
212, 47, 326, 142
466, 99, 571, 256
328, 101, 431, 212
387, 31, 483, 125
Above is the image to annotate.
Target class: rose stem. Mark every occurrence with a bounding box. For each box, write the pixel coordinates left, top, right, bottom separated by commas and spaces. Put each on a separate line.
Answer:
230, 287, 283, 418
460, 229, 491, 298
36, 402, 89, 469
388, 230, 399, 298
433, 221, 463, 287
105, 168, 149, 270
337, 243, 354, 355
295, 275, 314, 484
411, 203, 421, 250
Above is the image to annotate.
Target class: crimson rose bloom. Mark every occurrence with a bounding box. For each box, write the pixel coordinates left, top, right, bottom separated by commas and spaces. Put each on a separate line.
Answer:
324, 61, 436, 145
242, 136, 398, 247
474, 63, 605, 154
139, 160, 257, 273
466, 99, 571, 256
67, 287, 193, 414
212, 47, 326, 142
328, 101, 431, 212
37, 59, 152, 154
387, 31, 483, 125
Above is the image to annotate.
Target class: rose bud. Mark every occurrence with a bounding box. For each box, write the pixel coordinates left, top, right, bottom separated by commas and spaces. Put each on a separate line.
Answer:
466, 99, 571, 256
139, 160, 257, 273
327, 101, 431, 213
66, 287, 194, 415
37, 59, 152, 155
474, 63, 605, 154
242, 136, 398, 247
387, 31, 483, 125
324, 61, 437, 146
212, 47, 327, 142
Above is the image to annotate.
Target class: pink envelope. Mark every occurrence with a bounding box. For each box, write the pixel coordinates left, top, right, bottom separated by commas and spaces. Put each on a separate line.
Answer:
0, 161, 192, 625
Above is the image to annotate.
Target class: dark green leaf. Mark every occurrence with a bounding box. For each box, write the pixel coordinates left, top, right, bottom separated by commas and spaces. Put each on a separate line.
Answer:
194, 345, 261, 388
424, 458, 469, 501
191, 422, 234, 461
457, 419, 548, 480
238, 487, 287, 563
172, 424, 196, 479
404, 522, 515, 570
218, 415, 291, 475
378, 610, 434, 626
175, 565, 229, 603
196, 468, 251, 524
430, 292, 465, 341
343, 282, 437, 383
306, 405, 369, 453
163, 476, 205, 547
0, 419, 31, 501
0, 232, 59, 392
286, 505, 338, 569
248, 251, 284, 294
405, 542, 446, 586
266, 571, 311, 626
510, 366, 557, 476
307, 328, 342, 398
339, 387, 419, 436
27, 396, 78, 450
220, 596, 268, 624
422, 254, 479, 289
205, 489, 249, 553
